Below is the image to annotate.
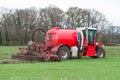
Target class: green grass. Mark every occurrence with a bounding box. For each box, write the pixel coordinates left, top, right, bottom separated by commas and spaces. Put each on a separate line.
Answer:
0, 46, 25, 54
0, 46, 25, 63
0, 46, 120, 80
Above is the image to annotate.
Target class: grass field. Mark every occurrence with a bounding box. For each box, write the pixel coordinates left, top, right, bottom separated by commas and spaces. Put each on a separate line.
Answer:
0, 46, 120, 80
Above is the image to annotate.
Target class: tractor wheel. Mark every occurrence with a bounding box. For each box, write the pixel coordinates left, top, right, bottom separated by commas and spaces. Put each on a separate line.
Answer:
93, 47, 106, 58
58, 46, 71, 60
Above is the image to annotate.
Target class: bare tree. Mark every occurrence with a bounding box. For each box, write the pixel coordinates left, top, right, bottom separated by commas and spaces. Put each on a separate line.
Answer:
37, 5, 64, 31
65, 7, 85, 28
0, 26, 2, 45
87, 9, 112, 35
10, 7, 38, 45
65, 8, 111, 34
0, 8, 13, 45
20, 7, 38, 44
11, 9, 23, 45
0, 6, 112, 46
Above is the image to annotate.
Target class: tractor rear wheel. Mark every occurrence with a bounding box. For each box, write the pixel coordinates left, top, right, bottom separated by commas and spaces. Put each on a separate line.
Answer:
58, 46, 71, 60
93, 47, 106, 58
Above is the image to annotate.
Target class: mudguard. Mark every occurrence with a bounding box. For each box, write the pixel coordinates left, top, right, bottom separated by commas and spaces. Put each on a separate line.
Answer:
50, 44, 63, 54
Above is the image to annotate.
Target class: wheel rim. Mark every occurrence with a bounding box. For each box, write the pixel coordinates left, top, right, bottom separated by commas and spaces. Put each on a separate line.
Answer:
99, 52, 104, 58
61, 51, 68, 59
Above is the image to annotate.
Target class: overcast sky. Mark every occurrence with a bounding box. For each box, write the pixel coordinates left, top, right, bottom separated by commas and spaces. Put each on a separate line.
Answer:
0, 0, 120, 26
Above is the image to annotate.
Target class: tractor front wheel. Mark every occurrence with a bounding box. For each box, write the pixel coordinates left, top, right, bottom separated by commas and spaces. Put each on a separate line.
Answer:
58, 46, 71, 60
93, 47, 106, 58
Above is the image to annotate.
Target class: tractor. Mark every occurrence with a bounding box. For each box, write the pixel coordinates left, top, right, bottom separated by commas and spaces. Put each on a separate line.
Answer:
12, 27, 106, 62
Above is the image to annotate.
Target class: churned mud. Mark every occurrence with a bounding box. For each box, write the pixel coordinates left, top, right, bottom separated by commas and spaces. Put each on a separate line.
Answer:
0, 53, 60, 64
0, 53, 28, 64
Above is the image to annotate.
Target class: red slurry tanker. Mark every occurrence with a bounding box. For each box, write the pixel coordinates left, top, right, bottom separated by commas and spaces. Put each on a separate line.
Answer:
12, 27, 106, 62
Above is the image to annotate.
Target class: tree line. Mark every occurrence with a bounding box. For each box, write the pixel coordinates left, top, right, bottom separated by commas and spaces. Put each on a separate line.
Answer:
0, 5, 114, 46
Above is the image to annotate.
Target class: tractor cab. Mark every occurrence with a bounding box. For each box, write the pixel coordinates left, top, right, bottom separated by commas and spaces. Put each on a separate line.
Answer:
77, 27, 97, 47
88, 28, 96, 43
76, 27, 105, 58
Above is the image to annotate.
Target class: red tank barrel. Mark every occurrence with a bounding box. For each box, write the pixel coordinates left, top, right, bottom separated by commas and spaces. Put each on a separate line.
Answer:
45, 27, 78, 47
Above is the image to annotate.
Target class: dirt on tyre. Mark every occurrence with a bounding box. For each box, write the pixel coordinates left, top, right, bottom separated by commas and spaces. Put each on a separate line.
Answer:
58, 46, 71, 60
93, 47, 106, 58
